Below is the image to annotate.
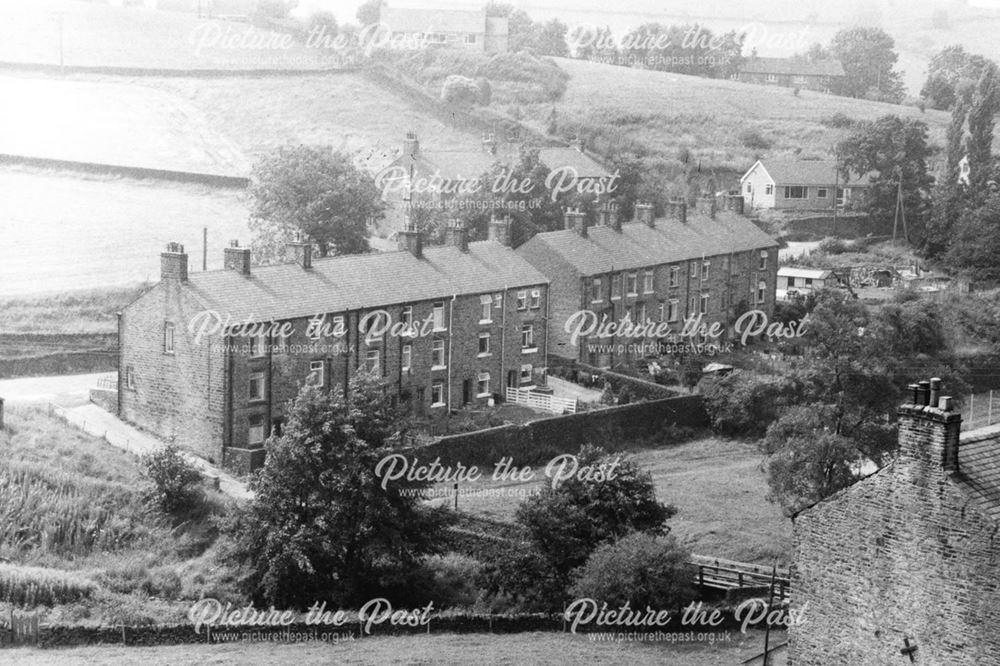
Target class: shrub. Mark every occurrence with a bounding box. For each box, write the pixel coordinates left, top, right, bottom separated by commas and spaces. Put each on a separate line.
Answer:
476, 77, 493, 105
416, 553, 484, 609
569, 533, 695, 609
738, 128, 773, 150
818, 237, 849, 254
820, 112, 856, 129
141, 444, 203, 514
700, 370, 795, 438
441, 75, 481, 106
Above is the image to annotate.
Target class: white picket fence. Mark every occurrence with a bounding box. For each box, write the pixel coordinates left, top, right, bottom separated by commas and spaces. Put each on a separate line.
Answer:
505, 388, 577, 414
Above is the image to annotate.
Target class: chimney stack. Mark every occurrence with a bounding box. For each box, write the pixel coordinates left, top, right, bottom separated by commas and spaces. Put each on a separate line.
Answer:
402, 131, 419, 158
726, 191, 746, 215
635, 201, 655, 227
899, 377, 961, 473
286, 235, 312, 269
488, 214, 511, 247
564, 207, 588, 237
698, 194, 718, 219
397, 216, 423, 258
445, 219, 469, 252
161, 242, 188, 281
599, 199, 621, 231
224, 240, 251, 276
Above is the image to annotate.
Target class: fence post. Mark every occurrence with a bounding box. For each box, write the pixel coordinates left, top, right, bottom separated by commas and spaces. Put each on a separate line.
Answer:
970, 394, 975, 427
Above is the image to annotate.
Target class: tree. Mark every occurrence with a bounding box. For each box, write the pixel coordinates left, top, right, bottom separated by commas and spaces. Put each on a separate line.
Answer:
569, 533, 694, 609
947, 193, 1000, 282
965, 61, 1000, 200
480, 446, 675, 609
356, 0, 381, 25
921, 45, 993, 110
925, 93, 970, 257
836, 115, 934, 242
248, 146, 383, 264
830, 27, 905, 102
222, 375, 449, 607
441, 75, 481, 106
536, 19, 569, 57
700, 370, 797, 438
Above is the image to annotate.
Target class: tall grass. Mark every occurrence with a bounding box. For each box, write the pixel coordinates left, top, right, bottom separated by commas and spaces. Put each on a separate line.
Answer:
0, 563, 97, 606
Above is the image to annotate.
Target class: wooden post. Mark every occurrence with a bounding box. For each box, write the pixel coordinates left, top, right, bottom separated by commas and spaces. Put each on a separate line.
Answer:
762, 565, 778, 666
454, 482, 459, 511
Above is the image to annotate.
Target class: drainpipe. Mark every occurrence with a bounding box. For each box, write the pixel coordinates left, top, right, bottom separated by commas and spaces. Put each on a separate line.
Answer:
447, 294, 456, 416
500, 284, 508, 393
116, 311, 123, 416
542, 283, 549, 386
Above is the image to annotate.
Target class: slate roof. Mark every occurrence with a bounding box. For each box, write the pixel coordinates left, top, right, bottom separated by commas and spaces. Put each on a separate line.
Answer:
519, 210, 778, 276
958, 427, 1000, 523
380, 7, 486, 34
740, 57, 845, 78
538, 147, 611, 180
778, 267, 835, 280
176, 241, 547, 324
392, 150, 498, 182
745, 159, 872, 187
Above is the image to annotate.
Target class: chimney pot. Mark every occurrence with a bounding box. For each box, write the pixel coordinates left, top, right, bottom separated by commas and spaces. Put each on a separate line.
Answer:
908, 383, 920, 405
929, 377, 942, 408
918, 380, 931, 406
939, 396, 953, 411
445, 219, 469, 252
397, 224, 423, 258
564, 208, 588, 237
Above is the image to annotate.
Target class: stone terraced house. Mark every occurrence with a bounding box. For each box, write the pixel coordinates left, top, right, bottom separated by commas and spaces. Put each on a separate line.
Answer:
118, 218, 547, 473
791, 379, 1000, 665
515, 195, 778, 368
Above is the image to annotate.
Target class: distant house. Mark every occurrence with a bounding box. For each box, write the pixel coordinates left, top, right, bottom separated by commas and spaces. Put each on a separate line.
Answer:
736, 56, 844, 93
740, 159, 871, 211
379, 7, 508, 53
777, 267, 843, 301
538, 142, 614, 194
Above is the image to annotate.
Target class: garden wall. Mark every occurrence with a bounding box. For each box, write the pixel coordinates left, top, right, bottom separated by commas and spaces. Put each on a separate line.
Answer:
413, 395, 707, 468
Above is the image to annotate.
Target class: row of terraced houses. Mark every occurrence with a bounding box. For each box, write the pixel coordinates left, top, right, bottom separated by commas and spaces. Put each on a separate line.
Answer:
118, 195, 777, 472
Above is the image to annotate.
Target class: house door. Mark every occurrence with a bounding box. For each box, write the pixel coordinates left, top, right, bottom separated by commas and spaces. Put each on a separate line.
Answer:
462, 379, 471, 405
507, 369, 518, 391
415, 388, 425, 416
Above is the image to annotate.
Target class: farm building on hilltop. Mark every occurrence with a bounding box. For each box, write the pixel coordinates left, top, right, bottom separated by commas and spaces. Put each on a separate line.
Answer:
736, 56, 844, 93
791, 379, 1000, 665
379, 7, 508, 53
740, 159, 871, 211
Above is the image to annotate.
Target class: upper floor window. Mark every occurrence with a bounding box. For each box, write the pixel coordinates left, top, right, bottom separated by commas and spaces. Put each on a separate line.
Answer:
516, 290, 527, 310
249, 371, 266, 402
643, 270, 654, 293
757, 280, 768, 304
163, 322, 175, 355
591, 277, 603, 302
690, 261, 698, 279
480, 295, 493, 323
669, 266, 679, 287
765, 183, 773, 195
611, 274, 622, 299
702, 260, 710, 281
626, 272, 638, 296
307, 360, 325, 388
400, 307, 413, 328
125, 365, 136, 390
700, 293, 709, 315
432, 302, 446, 331
759, 250, 768, 270
478, 332, 491, 356
251, 331, 267, 357
668, 299, 679, 322
529, 289, 541, 309
464, 33, 477, 44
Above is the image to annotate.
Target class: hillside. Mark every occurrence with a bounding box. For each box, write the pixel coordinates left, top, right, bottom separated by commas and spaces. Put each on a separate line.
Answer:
0, 0, 338, 70
527, 57, 954, 176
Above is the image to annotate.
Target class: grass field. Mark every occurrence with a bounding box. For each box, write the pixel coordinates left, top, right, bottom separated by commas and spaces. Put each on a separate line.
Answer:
526, 57, 955, 173
431, 436, 791, 566
0, 167, 249, 297
0, 0, 339, 70
2, 630, 785, 665
0, 73, 250, 175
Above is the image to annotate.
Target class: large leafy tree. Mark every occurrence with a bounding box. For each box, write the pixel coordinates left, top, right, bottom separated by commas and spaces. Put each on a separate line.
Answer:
836, 115, 934, 243
223, 371, 449, 608
925, 92, 971, 258
248, 145, 383, 264
921, 45, 993, 110
479, 446, 674, 610
830, 27, 905, 102
965, 61, 1000, 201
947, 193, 1000, 282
